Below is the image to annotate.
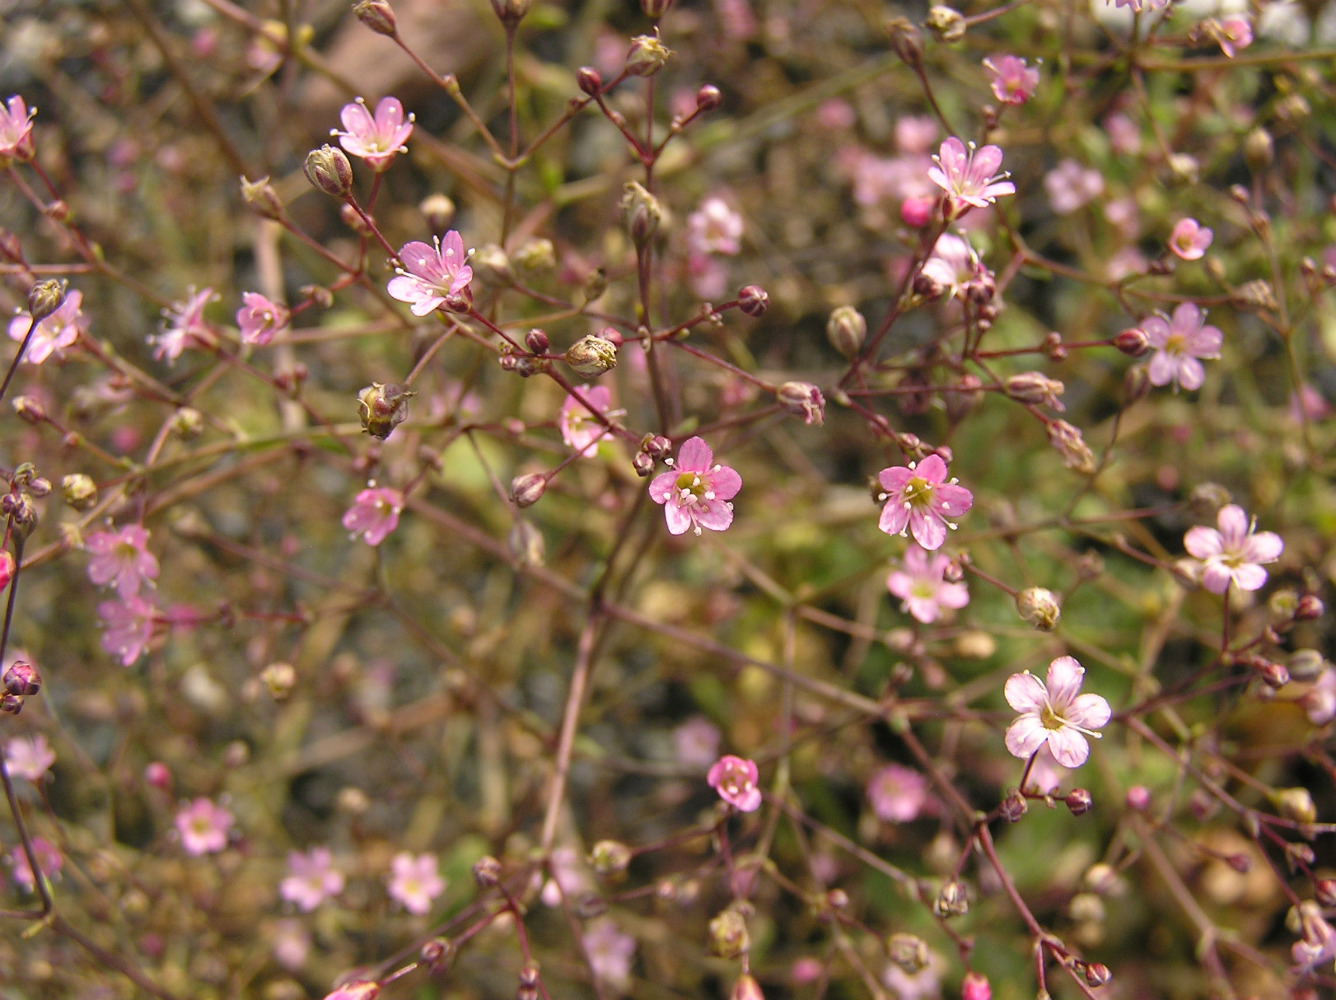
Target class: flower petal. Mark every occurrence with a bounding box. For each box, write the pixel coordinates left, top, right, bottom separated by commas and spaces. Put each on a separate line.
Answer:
663, 503, 692, 535
1230, 563, 1268, 591
1183, 526, 1223, 559
1068, 693, 1111, 730
648, 470, 678, 503
692, 499, 734, 532
1045, 656, 1085, 708
1046, 727, 1090, 768
676, 436, 714, 472
1005, 716, 1048, 759
879, 502, 909, 537
916, 454, 948, 483
1242, 530, 1283, 563
1004, 671, 1047, 713
709, 466, 743, 500
909, 509, 946, 550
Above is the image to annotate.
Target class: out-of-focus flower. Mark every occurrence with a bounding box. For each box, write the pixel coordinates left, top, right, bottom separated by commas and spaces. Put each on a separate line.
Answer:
919, 233, 986, 300
648, 437, 741, 536
280, 847, 345, 912
99, 595, 157, 665
867, 763, 930, 822
896, 115, 940, 155
983, 55, 1039, 104
887, 546, 969, 623
1303, 669, 1336, 726
10, 836, 61, 891
1044, 158, 1104, 215
882, 946, 943, 1000
560, 385, 613, 457
1288, 383, 1331, 423
1142, 302, 1222, 391
5, 734, 55, 782
541, 845, 594, 907
673, 716, 722, 771
1004, 655, 1111, 768
175, 797, 234, 855
387, 852, 445, 915
1105, 113, 1142, 156
333, 96, 414, 172
236, 292, 289, 346
151, 287, 216, 363
342, 486, 404, 546
1168, 218, 1213, 261
321, 982, 380, 1000
271, 918, 311, 971
708, 754, 762, 811
1291, 901, 1336, 973
877, 455, 973, 551
687, 197, 743, 256
387, 232, 473, 316
1214, 15, 1253, 57
0, 95, 37, 164
1184, 504, 1283, 594
928, 137, 1015, 218
584, 917, 637, 994
8, 289, 86, 364
85, 525, 160, 600
1111, 0, 1170, 12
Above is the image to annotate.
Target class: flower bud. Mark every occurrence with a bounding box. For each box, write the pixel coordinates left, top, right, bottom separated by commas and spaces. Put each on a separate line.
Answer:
1016, 587, 1061, 631
565, 335, 618, 378
886, 933, 929, 973
1315, 878, 1336, 908
444, 286, 474, 313
589, 839, 632, 878
934, 879, 969, 918
6, 492, 38, 542
632, 450, 656, 477
0, 693, 23, 715
12, 395, 45, 424
729, 974, 764, 1000
1113, 326, 1148, 357
3, 660, 41, 697
510, 473, 547, 508
1295, 594, 1324, 621
577, 66, 603, 96
708, 908, 750, 958
27, 279, 67, 323
322, 981, 380, 1000
240, 175, 284, 220
1276, 787, 1317, 825
1065, 788, 1093, 815
583, 268, 608, 301
620, 181, 663, 249
999, 788, 1028, 822
778, 382, 826, 425
473, 855, 502, 887
508, 519, 545, 567
421, 937, 456, 973
1045, 419, 1095, 474
1082, 962, 1112, 988
524, 328, 549, 354
626, 33, 673, 77
826, 305, 866, 358
924, 5, 966, 42
738, 285, 769, 317
1243, 126, 1273, 173
304, 144, 354, 199
0, 550, 13, 590
489, 0, 532, 26
59, 474, 98, 513
1126, 786, 1150, 811
885, 17, 925, 68
357, 382, 415, 440
419, 193, 456, 232
144, 761, 172, 791
259, 662, 297, 701
471, 244, 514, 288
696, 84, 722, 111
352, 0, 397, 36
1005, 372, 1066, 411
962, 971, 992, 1000
639, 434, 672, 460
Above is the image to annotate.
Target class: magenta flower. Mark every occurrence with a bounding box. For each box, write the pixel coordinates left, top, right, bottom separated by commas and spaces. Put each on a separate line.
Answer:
886, 546, 969, 624
877, 455, 973, 551
1004, 655, 1111, 769
175, 797, 234, 855
707, 754, 762, 812
1168, 218, 1213, 261
983, 55, 1040, 105
867, 763, 930, 822
334, 96, 414, 172
0, 95, 36, 164
5, 734, 55, 783
387, 851, 445, 915
1184, 504, 1283, 594
236, 292, 289, 346
927, 137, 1014, 219
649, 436, 742, 536
86, 525, 160, 600
8, 289, 86, 364
342, 486, 404, 546
280, 846, 345, 912
560, 385, 613, 457
151, 287, 216, 363
99, 595, 157, 665
387, 232, 474, 316
10, 836, 61, 891
583, 917, 637, 994
1142, 302, 1222, 391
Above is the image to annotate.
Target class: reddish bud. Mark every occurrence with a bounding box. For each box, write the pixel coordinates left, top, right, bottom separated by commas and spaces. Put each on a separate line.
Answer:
144, 761, 172, 790
1083, 962, 1112, 988
421, 937, 455, 972
0, 693, 22, 715
510, 473, 547, 508
1113, 327, 1149, 357
696, 84, 722, 110
738, 285, 769, 317
1295, 594, 1324, 620
352, 0, 397, 35
0, 550, 13, 589
1125, 785, 1150, 811
961, 971, 992, 1000
473, 855, 501, 887
3, 660, 41, 697
1066, 788, 1093, 815
1315, 878, 1336, 908
632, 450, 656, 477
577, 66, 603, 96
524, 328, 549, 354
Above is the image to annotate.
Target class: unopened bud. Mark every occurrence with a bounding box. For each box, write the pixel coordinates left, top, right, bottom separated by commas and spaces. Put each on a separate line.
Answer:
421, 937, 456, 972
886, 17, 924, 68
6, 493, 38, 541
1233, 279, 1278, 313
1126, 786, 1150, 811
471, 244, 514, 288
924, 5, 966, 42
12, 395, 45, 424
0, 550, 13, 590
508, 519, 545, 567
729, 974, 764, 1000
324, 982, 379, 1000
171, 407, 205, 439
304, 144, 354, 198
777, 382, 826, 425
1113, 327, 1149, 357
826, 306, 866, 358
738, 284, 769, 317
27, 279, 68, 323
583, 268, 608, 302
3, 660, 41, 697
419, 193, 455, 232
240, 175, 284, 220
1166, 153, 1200, 186
357, 382, 415, 440
510, 473, 547, 508
620, 181, 663, 249
886, 933, 929, 973
352, 0, 398, 35
473, 855, 502, 887
260, 662, 297, 700
489, 0, 532, 26
589, 840, 632, 878
1315, 878, 1336, 908
1288, 649, 1326, 682
1295, 594, 1324, 621
934, 879, 969, 917
626, 32, 673, 77
1005, 372, 1066, 411
1258, 659, 1290, 690
962, 971, 992, 1000
1243, 127, 1273, 172
1276, 787, 1317, 825
577, 66, 603, 96
565, 335, 618, 378
1045, 419, 1095, 474
1083, 962, 1112, 988
1065, 788, 1093, 815
707, 908, 750, 958
696, 84, 722, 111
999, 788, 1028, 822
1016, 587, 1061, 631
632, 450, 656, 477
0, 693, 23, 715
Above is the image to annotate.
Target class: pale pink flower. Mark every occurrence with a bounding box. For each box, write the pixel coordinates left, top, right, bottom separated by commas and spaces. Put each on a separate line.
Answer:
1044, 158, 1104, 215
342, 486, 404, 546
10, 836, 61, 891
99, 595, 157, 665
236, 292, 289, 346
584, 917, 637, 994
1288, 384, 1331, 423
1183, 504, 1283, 594
333, 96, 414, 172
1022, 744, 1065, 795
791, 958, 824, 984
1291, 903, 1336, 973
280, 847, 345, 912
271, 918, 311, 971
387, 232, 473, 316
895, 115, 940, 155
5, 734, 55, 783
816, 99, 855, 130
151, 287, 216, 363
983, 55, 1040, 105
8, 289, 86, 364
387, 851, 445, 915
560, 385, 613, 457
673, 715, 722, 771
687, 252, 730, 299
0, 95, 36, 164
1302, 669, 1336, 726
867, 763, 930, 822
928, 137, 1015, 218
920, 233, 986, 300
321, 982, 381, 1000
877, 455, 974, 551
1104, 113, 1142, 156
887, 546, 969, 624
707, 754, 762, 812
175, 797, 234, 855
1142, 302, 1222, 391
714, 0, 758, 41
686, 197, 744, 256
648, 437, 741, 536
1216, 15, 1253, 58
1168, 217, 1213, 261
1004, 655, 1111, 768
85, 525, 159, 600
541, 845, 594, 907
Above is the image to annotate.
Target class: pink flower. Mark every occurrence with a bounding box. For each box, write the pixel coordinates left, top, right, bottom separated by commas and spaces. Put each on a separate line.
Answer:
895, 115, 940, 155
342, 486, 404, 546
673, 716, 722, 771
175, 797, 234, 855
236, 292, 289, 346
919, 233, 986, 300
686, 197, 744, 256
1292, 902, 1336, 973
927, 137, 1014, 219
271, 918, 311, 971
0, 95, 36, 164
867, 763, 930, 822
5, 734, 55, 782
1302, 669, 1336, 726
321, 982, 380, 1000
1183, 504, 1283, 594
877, 455, 973, 551
961, 971, 992, 1000
387, 851, 445, 915
333, 96, 414, 172
1216, 15, 1253, 58
1004, 655, 1111, 768
1044, 158, 1104, 215
1168, 217, 1213, 261
649, 437, 742, 536
10, 836, 61, 891
584, 917, 637, 994
707, 754, 762, 811
887, 546, 969, 624
151, 287, 216, 363
387, 232, 473, 316
99, 595, 157, 665
280, 847, 345, 912
85, 525, 160, 600
541, 845, 593, 907
983, 55, 1040, 105
1142, 302, 1222, 391
560, 385, 613, 457
8, 289, 86, 364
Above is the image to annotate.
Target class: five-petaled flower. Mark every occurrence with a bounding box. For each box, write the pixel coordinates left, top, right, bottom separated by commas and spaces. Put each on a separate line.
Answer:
387, 851, 446, 915
1184, 503, 1283, 594
1142, 302, 1222, 391
983, 55, 1040, 105
333, 96, 414, 172
1004, 655, 1111, 768
0, 94, 36, 164
280, 846, 345, 912
927, 137, 1015, 219
10, 836, 61, 891
867, 762, 930, 822
343, 486, 404, 546
85, 525, 160, 600
1214, 15, 1253, 58
1168, 218, 1213, 261
560, 385, 613, 457
649, 436, 742, 536
151, 287, 216, 363
708, 754, 762, 811
5, 734, 55, 783
387, 232, 474, 316
8, 289, 86, 364
99, 595, 157, 665
877, 455, 973, 551
236, 292, 289, 346
175, 797, 234, 855
887, 545, 969, 623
